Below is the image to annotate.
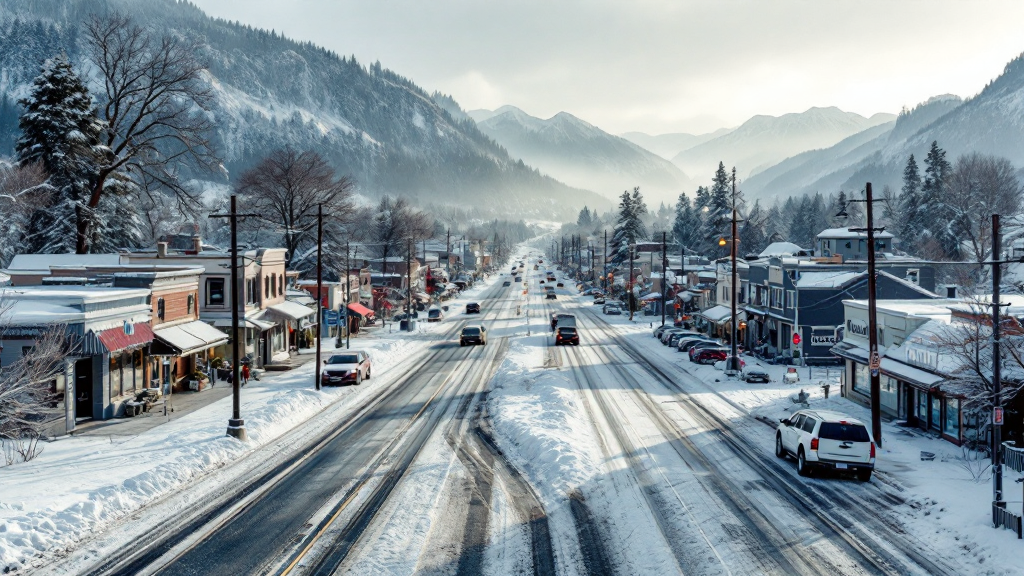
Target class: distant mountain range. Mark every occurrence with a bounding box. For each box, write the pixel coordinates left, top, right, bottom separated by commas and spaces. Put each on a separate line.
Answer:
0, 0, 608, 220
619, 129, 733, 160
467, 106, 691, 205
670, 107, 896, 184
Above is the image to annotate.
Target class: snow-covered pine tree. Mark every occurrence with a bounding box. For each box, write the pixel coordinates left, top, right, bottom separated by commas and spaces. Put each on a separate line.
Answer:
610, 187, 648, 264
577, 205, 593, 228
897, 154, 923, 252
15, 54, 104, 254
921, 141, 958, 259
672, 192, 702, 251
705, 162, 732, 255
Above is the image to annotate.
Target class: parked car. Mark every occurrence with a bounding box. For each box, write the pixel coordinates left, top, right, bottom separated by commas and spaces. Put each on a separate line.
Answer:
693, 348, 730, 364
775, 410, 875, 481
555, 326, 580, 345
653, 325, 671, 339
466, 302, 481, 314
783, 367, 800, 384
321, 351, 372, 386
667, 331, 698, 347
688, 340, 725, 360
594, 297, 606, 304
603, 303, 623, 315
502, 280, 511, 287
742, 366, 771, 383
676, 336, 715, 352
427, 308, 444, 322
713, 356, 746, 370
460, 325, 487, 346
660, 328, 689, 345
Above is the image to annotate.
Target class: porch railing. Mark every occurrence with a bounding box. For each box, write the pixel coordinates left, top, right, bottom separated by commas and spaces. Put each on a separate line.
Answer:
1003, 441, 1024, 474
993, 503, 1023, 538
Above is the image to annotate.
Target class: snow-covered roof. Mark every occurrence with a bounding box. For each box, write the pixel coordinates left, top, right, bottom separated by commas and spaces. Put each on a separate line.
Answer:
6, 253, 124, 273
0, 299, 85, 325
0, 285, 149, 304
816, 227, 894, 240
758, 242, 804, 258
845, 298, 956, 320
796, 270, 863, 288
698, 305, 733, 322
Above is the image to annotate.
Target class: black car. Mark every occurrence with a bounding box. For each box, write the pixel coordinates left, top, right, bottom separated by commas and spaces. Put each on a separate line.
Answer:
555, 326, 579, 345
502, 280, 511, 287
460, 325, 487, 346
466, 302, 481, 314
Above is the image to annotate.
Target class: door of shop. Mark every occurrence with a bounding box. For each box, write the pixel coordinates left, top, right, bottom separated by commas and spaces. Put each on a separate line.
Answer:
74, 358, 93, 420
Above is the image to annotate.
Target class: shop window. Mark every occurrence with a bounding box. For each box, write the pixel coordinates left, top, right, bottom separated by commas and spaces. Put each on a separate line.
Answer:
207, 278, 225, 306
852, 362, 870, 395
930, 396, 941, 430
943, 398, 960, 436
917, 390, 928, 425
110, 354, 123, 396
881, 377, 898, 412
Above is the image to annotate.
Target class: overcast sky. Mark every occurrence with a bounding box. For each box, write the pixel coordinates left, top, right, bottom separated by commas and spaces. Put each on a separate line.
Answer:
189, 0, 1024, 135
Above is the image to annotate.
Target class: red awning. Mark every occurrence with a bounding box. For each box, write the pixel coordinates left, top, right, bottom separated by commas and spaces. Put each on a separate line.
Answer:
97, 322, 155, 354
348, 302, 375, 317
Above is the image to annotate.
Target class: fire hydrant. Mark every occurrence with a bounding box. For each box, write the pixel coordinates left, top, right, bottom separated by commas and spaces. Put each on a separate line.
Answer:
821, 383, 831, 399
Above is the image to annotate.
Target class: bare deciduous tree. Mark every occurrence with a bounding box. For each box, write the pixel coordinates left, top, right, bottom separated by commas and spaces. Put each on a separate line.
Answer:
945, 153, 1022, 264
373, 195, 434, 278
81, 13, 221, 254
0, 160, 51, 266
235, 149, 354, 269
0, 299, 75, 462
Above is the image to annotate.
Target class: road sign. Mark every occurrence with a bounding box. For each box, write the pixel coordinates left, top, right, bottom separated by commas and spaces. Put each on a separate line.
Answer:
869, 351, 881, 370
325, 311, 340, 326
994, 407, 1004, 425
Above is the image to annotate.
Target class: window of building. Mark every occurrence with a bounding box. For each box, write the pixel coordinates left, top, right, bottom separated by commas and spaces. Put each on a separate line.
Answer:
271, 274, 278, 298
785, 290, 795, 309
207, 278, 225, 306
852, 362, 870, 396
917, 390, 929, 425
278, 275, 284, 295
157, 297, 165, 320
930, 396, 941, 430
265, 276, 270, 299
944, 398, 960, 436
188, 294, 195, 315
906, 269, 920, 286
882, 377, 898, 412
770, 287, 783, 308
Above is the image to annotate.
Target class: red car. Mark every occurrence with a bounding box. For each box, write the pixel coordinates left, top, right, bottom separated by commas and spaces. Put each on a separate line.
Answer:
693, 348, 729, 365
555, 326, 579, 345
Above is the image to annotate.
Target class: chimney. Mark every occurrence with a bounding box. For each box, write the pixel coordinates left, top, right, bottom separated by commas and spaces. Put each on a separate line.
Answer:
157, 242, 168, 258
192, 235, 202, 254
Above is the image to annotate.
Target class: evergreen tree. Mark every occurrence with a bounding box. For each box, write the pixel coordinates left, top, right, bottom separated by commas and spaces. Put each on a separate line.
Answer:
741, 199, 769, 256
763, 201, 787, 244
898, 154, 923, 251
576, 205, 593, 228
921, 141, 958, 258
610, 187, 648, 264
672, 192, 703, 250
16, 54, 105, 254
694, 185, 711, 209
704, 162, 732, 255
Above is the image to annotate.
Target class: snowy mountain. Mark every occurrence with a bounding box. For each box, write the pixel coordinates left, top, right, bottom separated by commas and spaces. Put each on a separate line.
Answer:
469, 105, 691, 205
742, 96, 962, 200
619, 128, 733, 160
671, 107, 896, 183
0, 0, 606, 219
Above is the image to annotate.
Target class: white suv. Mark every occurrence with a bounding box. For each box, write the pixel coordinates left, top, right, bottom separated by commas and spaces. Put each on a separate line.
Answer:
775, 409, 875, 481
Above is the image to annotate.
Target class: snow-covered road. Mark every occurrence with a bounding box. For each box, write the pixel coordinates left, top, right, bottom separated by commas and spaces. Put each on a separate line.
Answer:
7, 246, 1020, 575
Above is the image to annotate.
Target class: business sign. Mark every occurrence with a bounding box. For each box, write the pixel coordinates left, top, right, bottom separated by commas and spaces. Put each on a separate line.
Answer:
904, 344, 938, 370
811, 334, 837, 346
847, 319, 869, 337
325, 311, 340, 326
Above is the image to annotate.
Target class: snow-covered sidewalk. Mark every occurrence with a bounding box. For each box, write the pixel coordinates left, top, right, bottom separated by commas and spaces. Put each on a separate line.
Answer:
0, 276, 499, 573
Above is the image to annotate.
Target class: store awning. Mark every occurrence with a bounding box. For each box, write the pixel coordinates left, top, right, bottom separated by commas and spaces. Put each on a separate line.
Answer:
880, 358, 945, 391
213, 313, 276, 332
698, 305, 732, 323
639, 292, 665, 301
830, 340, 869, 363
266, 300, 316, 322
95, 322, 155, 354
348, 302, 375, 317
151, 320, 229, 356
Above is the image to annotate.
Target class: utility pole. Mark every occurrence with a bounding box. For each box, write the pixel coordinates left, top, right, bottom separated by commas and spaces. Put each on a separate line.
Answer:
728, 168, 740, 375
628, 243, 635, 321
661, 231, 667, 327
603, 230, 608, 291
314, 204, 323, 391
446, 228, 451, 277
345, 240, 351, 349
406, 238, 413, 329
865, 183, 881, 447
992, 213, 1005, 510
209, 195, 254, 441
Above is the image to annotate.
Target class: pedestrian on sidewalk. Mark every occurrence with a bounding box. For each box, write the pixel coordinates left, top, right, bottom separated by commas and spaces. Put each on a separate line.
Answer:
241, 363, 250, 387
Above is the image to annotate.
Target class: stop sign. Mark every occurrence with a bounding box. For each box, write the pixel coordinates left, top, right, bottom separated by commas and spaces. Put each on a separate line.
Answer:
793, 333, 801, 345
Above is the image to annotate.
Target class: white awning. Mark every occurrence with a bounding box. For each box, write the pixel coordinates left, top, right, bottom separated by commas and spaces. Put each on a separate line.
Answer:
267, 300, 316, 321
698, 305, 732, 323
212, 312, 276, 332
153, 320, 229, 356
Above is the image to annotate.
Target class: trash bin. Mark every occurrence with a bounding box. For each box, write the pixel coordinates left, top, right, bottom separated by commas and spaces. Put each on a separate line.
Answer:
406, 320, 417, 331
400, 319, 409, 331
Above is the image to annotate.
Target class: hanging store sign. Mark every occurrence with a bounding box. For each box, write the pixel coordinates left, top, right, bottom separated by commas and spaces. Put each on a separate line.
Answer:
811, 334, 837, 346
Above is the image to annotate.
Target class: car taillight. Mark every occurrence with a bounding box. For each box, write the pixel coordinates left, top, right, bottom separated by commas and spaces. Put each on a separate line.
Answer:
810, 438, 819, 451
870, 442, 876, 458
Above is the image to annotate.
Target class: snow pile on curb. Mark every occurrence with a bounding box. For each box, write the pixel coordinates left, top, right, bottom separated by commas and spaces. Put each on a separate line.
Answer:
488, 339, 600, 501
